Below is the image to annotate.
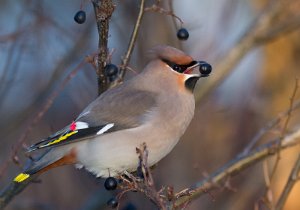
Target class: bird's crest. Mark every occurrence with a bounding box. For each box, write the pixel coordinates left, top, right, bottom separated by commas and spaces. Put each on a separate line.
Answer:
147, 45, 193, 65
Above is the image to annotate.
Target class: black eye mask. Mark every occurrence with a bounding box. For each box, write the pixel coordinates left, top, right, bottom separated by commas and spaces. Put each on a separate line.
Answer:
162, 59, 198, 73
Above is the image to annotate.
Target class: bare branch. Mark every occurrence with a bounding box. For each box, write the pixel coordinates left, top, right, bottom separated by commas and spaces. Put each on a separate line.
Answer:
92, 0, 115, 95
242, 99, 300, 155
279, 79, 299, 147
260, 78, 299, 207
254, 15, 300, 44
118, 143, 166, 209
144, 4, 183, 26
119, 0, 146, 79
136, 143, 166, 209
269, 78, 299, 178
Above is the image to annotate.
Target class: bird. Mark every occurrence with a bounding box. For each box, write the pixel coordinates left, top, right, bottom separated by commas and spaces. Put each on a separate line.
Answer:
13, 45, 211, 183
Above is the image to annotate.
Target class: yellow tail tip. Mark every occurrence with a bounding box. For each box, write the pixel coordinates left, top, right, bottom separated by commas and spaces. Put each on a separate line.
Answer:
13, 173, 30, 183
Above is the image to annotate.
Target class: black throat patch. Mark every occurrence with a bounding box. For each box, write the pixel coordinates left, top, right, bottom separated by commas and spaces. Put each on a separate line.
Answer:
185, 76, 200, 92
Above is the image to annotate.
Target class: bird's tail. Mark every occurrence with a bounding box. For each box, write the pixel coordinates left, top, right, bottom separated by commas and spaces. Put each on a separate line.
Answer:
0, 149, 63, 209
0, 148, 72, 209
13, 148, 67, 183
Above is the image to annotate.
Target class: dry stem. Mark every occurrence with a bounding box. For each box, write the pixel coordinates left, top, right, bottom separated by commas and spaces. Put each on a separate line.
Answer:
92, 0, 115, 95
261, 79, 299, 207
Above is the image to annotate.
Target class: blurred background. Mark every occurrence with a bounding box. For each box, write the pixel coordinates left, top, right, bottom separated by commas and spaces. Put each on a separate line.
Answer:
0, 0, 300, 209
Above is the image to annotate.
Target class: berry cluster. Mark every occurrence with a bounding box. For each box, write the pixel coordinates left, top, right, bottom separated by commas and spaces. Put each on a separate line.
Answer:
103, 170, 141, 209
107, 197, 119, 208
104, 176, 119, 208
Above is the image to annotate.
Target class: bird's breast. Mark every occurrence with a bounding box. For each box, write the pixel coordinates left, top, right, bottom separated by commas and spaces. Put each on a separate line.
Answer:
144, 91, 195, 158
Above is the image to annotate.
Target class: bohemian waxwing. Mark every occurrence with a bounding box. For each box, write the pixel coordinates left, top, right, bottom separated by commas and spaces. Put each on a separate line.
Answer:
13, 45, 211, 183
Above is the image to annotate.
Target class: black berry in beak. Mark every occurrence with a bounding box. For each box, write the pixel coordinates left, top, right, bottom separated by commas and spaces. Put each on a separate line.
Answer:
199, 61, 212, 76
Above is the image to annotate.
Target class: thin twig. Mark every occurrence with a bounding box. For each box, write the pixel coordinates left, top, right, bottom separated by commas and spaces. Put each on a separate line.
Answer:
278, 79, 299, 149
261, 78, 299, 207
116, 143, 168, 209
241, 99, 300, 155
269, 78, 299, 179
144, 4, 183, 26
263, 160, 271, 189
263, 160, 275, 209
136, 143, 166, 210
167, 0, 179, 30
275, 154, 300, 210
119, 0, 146, 79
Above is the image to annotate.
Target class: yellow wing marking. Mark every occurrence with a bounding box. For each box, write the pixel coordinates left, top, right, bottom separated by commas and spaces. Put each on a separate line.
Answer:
14, 173, 30, 183
46, 130, 78, 146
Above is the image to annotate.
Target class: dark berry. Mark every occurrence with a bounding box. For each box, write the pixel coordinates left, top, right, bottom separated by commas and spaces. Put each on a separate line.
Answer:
177, 28, 189, 40
108, 75, 118, 83
121, 203, 137, 210
74, 10, 86, 24
105, 64, 119, 82
199, 61, 212, 75
107, 197, 118, 209
104, 64, 119, 77
104, 177, 118, 190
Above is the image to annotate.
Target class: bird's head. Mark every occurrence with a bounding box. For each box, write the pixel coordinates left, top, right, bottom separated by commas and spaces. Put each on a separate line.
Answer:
147, 45, 212, 92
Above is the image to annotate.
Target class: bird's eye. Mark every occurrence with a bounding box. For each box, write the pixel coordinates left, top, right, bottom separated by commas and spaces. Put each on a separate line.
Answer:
173, 65, 182, 72
161, 59, 186, 73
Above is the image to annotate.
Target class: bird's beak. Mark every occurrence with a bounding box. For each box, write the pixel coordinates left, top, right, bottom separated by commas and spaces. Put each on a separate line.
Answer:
184, 61, 212, 78
183, 61, 200, 75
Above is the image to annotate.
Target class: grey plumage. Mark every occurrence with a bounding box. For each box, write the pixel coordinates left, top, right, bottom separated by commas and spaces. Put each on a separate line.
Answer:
78, 82, 158, 129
